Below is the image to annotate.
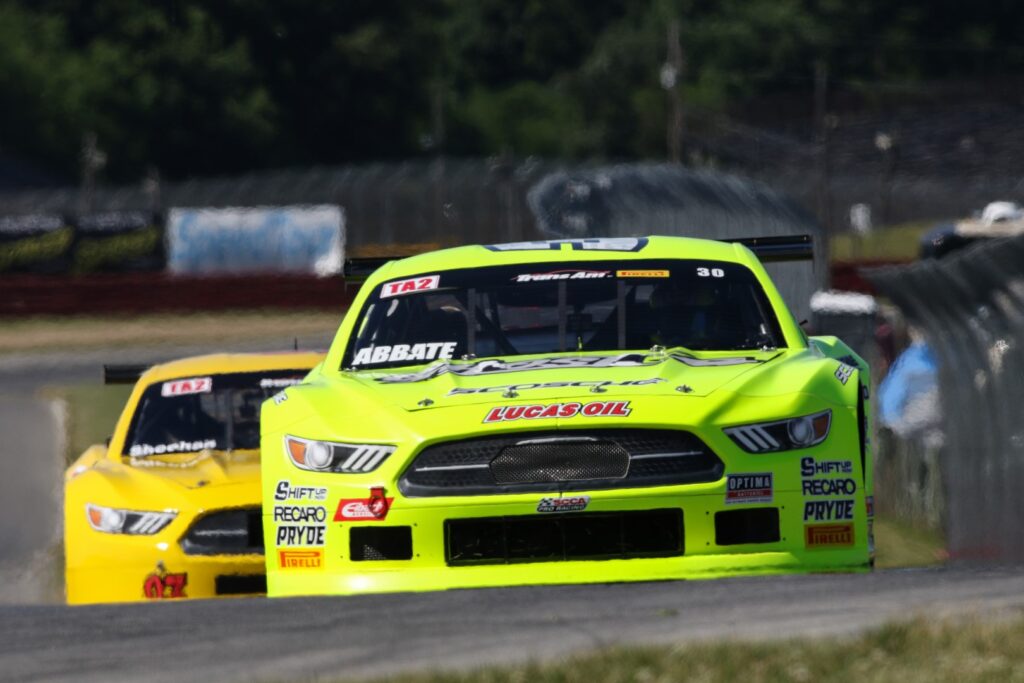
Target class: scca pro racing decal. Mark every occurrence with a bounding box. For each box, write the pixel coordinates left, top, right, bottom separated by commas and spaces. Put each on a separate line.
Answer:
804, 523, 854, 549
725, 473, 773, 504
353, 342, 458, 366
278, 549, 323, 570
803, 499, 855, 522
484, 400, 630, 423
537, 496, 590, 513
143, 568, 187, 599
161, 377, 212, 397
514, 270, 609, 282
380, 275, 440, 298
448, 378, 665, 396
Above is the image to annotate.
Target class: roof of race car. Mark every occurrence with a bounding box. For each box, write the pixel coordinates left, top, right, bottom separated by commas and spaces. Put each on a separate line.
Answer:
369, 236, 756, 281
136, 351, 324, 386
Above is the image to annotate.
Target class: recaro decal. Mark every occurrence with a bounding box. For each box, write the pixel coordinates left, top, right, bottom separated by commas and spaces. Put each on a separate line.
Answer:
483, 400, 631, 423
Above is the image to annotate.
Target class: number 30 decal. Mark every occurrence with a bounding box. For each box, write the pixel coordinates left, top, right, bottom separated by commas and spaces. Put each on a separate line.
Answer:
696, 267, 725, 278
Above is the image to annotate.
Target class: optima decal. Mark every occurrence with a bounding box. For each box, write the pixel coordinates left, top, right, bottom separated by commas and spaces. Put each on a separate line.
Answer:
514, 270, 609, 282
448, 378, 665, 396
805, 523, 855, 548
279, 549, 323, 569
537, 496, 590, 513
380, 275, 440, 298
803, 499, 855, 522
353, 342, 458, 366
483, 400, 631, 423
161, 377, 212, 396
725, 473, 773, 504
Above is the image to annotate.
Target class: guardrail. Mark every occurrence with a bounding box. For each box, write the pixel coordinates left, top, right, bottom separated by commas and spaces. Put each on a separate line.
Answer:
867, 234, 1024, 562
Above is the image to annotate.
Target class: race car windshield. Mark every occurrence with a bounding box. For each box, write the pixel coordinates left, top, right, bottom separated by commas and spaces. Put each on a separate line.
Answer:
343, 259, 785, 370
123, 370, 306, 457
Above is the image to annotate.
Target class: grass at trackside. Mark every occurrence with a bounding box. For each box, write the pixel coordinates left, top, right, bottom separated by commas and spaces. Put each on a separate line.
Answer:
829, 221, 937, 263
41, 384, 133, 465
873, 516, 946, 569
0, 309, 342, 354
366, 617, 1024, 683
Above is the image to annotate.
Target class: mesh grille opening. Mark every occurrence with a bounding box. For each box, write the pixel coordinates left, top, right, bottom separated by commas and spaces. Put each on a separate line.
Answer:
350, 526, 413, 561
446, 509, 684, 566
181, 507, 264, 556
402, 429, 723, 496
714, 508, 780, 546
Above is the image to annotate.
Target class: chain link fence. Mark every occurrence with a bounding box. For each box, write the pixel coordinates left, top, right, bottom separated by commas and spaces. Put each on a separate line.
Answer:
867, 234, 1024, 562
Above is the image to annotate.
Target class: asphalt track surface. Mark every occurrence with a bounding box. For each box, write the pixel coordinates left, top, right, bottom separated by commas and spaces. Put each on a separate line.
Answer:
3, 343, 1024, 681
3, 567, 1024, 683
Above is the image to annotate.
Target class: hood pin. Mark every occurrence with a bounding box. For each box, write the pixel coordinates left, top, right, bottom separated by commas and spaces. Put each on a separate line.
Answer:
675, 385, 693, 393
417, 397, 434, 407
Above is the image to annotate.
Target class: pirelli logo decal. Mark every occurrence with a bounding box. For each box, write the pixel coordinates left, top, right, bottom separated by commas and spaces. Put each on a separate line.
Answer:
804, 523, 854, 549
278, 549, 324, 569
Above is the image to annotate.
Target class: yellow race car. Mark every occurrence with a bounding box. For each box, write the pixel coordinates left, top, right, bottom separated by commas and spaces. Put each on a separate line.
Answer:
64, 351, 323, 604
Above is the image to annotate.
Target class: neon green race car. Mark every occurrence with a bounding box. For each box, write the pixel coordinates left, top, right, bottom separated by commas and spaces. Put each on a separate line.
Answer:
260, 235, 873, 597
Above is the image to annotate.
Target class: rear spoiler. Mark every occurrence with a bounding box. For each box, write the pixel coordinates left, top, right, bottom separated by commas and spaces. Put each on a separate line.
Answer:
722, 234, 814, 262
103, 364, 150, 385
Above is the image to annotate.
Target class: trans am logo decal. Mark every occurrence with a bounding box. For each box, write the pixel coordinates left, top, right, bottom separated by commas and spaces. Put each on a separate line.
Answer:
483, 400, 631, 423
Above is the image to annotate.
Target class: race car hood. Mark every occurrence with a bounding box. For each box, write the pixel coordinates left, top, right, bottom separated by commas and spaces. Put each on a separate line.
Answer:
349, 349, 783, 411
121, 450, 262, 491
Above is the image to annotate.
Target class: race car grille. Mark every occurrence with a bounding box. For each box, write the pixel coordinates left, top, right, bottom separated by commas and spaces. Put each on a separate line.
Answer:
180, 507, 264, 556
400, 429, 723, 496
445, 509, 684, 565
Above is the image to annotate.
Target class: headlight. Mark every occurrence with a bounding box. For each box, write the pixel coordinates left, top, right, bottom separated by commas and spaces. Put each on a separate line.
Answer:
86, 504, 176, 535
285, 435, 395, 473
724, 410, 831, 453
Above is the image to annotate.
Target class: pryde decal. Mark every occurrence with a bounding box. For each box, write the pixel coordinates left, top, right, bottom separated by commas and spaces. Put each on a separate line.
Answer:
161, 377, 212, 397
273, 503, 327, 546
802, 499, 855, 522
483, 400, 631, 423
537, 496, 590, 513
725, 473, 773, 504
374, 352, 759, 384
353, 342, 458, 367
380, 274, 440, 298
514, 270, 609, 282
447, 378, 665, 396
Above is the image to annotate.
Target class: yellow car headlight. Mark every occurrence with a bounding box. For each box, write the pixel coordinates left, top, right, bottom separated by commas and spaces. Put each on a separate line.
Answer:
724, 409, 831, 453
86, 504, 176, 535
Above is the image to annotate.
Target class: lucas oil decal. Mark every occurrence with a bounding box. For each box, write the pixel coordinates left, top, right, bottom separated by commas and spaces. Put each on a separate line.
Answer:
537, 496, 590, 513
725, 473, 773, 504
161, 377, 212, 397
381, 275, 440, 298
483, 400, 631, 423
353, 342, 458, 366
